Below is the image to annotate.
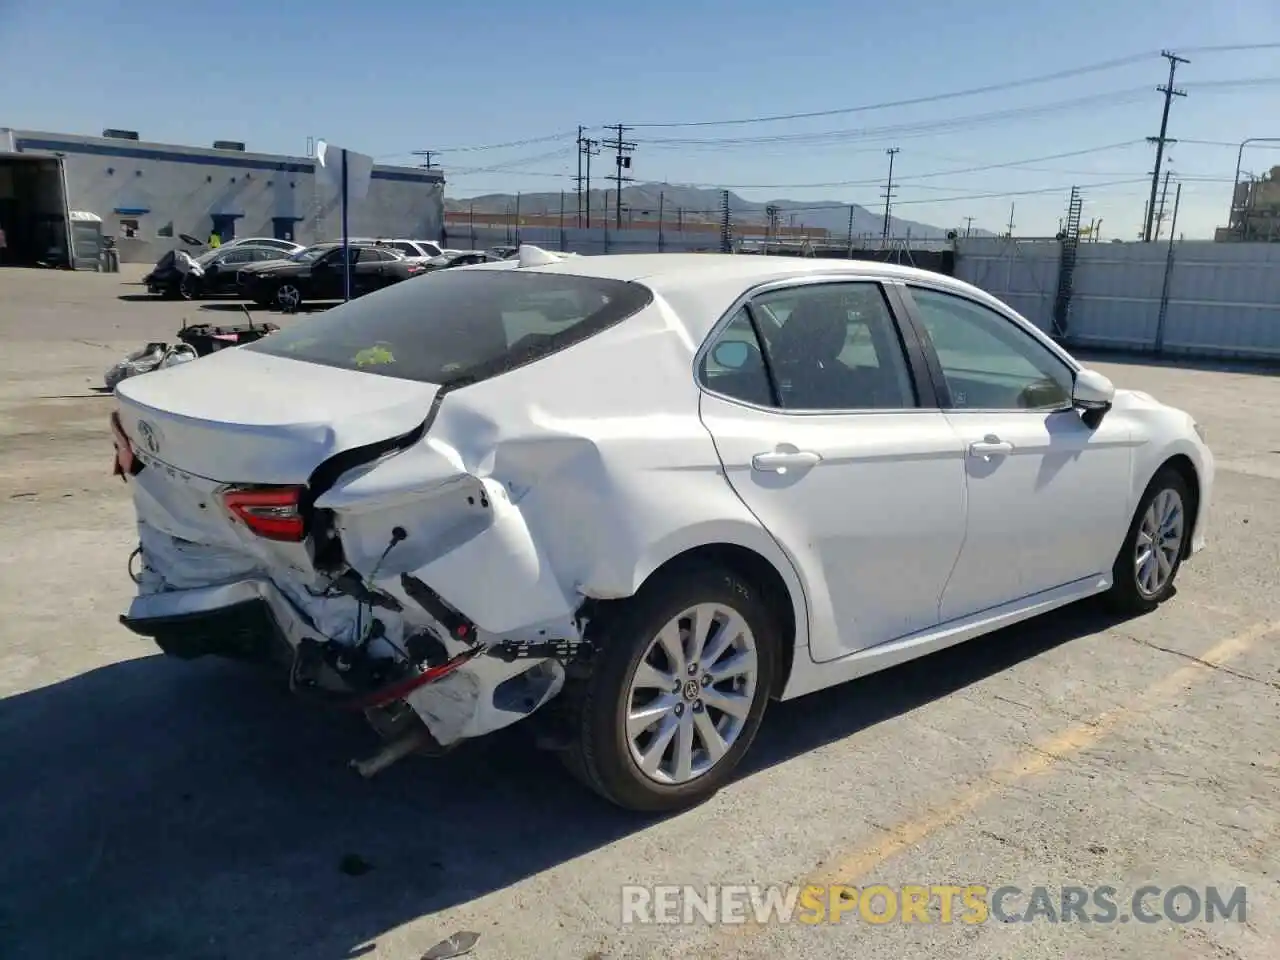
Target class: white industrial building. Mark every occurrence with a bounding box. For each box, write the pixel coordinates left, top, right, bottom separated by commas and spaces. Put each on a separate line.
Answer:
0, 127, 445, 265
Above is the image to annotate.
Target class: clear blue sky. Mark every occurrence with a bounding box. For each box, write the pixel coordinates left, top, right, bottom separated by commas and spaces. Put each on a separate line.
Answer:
2, 0, 1278, 239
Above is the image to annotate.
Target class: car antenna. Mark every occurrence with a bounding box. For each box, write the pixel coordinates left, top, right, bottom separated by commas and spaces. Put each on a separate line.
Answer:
242, 304, 255, 330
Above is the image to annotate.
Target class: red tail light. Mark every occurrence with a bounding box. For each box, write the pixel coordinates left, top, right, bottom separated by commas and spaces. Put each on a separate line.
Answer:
223, 486, 307, 541
110, 411, 137, 479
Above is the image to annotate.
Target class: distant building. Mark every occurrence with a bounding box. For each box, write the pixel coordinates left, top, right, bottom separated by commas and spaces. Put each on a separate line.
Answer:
1218, 165, 1280, 242
0, 127, 445, 264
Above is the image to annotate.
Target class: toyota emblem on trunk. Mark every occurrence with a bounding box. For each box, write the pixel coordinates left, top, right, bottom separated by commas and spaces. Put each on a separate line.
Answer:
136, 419, 161, 455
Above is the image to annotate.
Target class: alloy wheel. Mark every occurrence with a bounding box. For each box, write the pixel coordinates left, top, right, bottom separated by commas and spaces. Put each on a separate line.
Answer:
276, 284, 301, 310
1134, 487, 1184, 597
624, 602, 759, 785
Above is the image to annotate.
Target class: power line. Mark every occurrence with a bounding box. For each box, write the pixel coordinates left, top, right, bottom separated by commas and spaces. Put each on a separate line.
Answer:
373, 67, 1280, 164
1144, 49, 1189, 242
445, 147, 576, 175
754, 178, 1152, 214
668, 140, 1147, 190
621, 45, 1280, 129
1177, 41, 1280, 54
623, 52, 1157, 128
637, 88, 1157, 148
430, 130, 579, 153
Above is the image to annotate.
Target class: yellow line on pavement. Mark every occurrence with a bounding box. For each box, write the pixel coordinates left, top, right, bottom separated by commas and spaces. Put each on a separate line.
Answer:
696, 618, 1277, 954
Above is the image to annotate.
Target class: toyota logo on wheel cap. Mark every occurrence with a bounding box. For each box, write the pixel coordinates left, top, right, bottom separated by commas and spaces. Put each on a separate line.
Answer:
136, 419, 161, 455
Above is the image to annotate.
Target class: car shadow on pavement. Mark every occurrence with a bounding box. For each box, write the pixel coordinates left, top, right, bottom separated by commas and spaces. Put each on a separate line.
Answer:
0, 599, 1130, 959
115, 293, 162, 302
198, 302, 329, 315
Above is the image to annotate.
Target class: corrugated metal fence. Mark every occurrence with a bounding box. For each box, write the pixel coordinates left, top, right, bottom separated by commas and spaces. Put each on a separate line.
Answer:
434, 226, 1280, 360
955, 238, 1280, 361
442, 223, 726, 255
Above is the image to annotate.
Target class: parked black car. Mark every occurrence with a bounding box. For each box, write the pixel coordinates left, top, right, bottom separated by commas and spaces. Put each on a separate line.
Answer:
420, 250, 505, 272
235, 242, 425, 309
143, 244, 294, 299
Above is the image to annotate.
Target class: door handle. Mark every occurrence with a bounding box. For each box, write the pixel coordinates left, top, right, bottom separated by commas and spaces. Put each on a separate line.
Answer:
751, 450, 822, 472
968, 436, 1013, 459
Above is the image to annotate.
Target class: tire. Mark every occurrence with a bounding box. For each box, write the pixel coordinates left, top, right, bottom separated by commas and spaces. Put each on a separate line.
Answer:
179, 274, 201, 300
274, 282, 303, 311
560, 564, 778, 813
1104, 466, 1191, 615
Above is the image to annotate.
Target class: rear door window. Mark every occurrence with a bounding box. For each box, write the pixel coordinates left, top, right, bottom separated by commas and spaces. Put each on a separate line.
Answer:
245, 269, 653, 384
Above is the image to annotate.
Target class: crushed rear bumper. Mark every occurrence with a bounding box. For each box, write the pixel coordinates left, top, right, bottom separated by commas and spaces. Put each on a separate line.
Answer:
121, 575, 566, 745
120, 595, 292, 665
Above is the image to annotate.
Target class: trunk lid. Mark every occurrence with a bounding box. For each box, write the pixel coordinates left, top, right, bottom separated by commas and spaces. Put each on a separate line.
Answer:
114, 347, 438, 484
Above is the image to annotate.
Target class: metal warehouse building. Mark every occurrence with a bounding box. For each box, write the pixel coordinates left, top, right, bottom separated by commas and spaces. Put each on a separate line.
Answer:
0, 127, 444, 265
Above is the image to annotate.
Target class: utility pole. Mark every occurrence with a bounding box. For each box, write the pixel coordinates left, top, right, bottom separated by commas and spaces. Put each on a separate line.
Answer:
846, 205, 855, 254
1143, 49, 1189, 242
411, 150, 437, 169
880, 147, 900, 240
602, 123, 636, 231
719, 190, 732, 253
1006, 202, 1016, 237
1154, 169, 1173, 241
574, 125, 584, 227
766, 204, 780, 251
963, 216, 975, 238
578, 135, 600, 229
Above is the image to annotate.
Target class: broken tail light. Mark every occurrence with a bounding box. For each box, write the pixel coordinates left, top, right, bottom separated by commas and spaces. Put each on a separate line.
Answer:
223, 486, 308, 541
110, 411, 138, 479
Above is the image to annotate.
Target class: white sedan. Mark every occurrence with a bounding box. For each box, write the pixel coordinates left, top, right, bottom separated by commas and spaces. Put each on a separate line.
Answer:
110, 247, 1213, 812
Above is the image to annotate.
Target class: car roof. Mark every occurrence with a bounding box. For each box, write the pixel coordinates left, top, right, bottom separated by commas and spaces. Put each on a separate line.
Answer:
470, 251, 985, 299
485, 252, 928, 284
463, 249, 1045, 349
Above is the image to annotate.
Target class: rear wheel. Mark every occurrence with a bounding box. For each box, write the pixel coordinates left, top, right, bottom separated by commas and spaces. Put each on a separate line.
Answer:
560, 565, 777, 813
1105, 467, 1190, 614
275, 282, 303, 311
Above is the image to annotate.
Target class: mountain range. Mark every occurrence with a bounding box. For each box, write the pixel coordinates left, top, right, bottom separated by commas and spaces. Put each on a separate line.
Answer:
445, 182, 993, 239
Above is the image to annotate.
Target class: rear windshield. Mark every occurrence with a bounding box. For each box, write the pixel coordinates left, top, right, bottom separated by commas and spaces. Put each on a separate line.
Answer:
244, 268, 653, 384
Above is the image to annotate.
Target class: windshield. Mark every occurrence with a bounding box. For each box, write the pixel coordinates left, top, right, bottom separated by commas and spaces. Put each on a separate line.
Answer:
289, 246, 330, 262
244, 269, 653, 384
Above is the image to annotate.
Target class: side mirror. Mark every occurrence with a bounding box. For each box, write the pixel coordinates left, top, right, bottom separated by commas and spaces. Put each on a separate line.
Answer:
1073, 368, 1115, 428
712, 340, 751, 370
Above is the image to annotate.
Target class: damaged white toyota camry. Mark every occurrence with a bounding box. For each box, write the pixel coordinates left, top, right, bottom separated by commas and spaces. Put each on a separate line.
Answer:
111, 246, 1213, 812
